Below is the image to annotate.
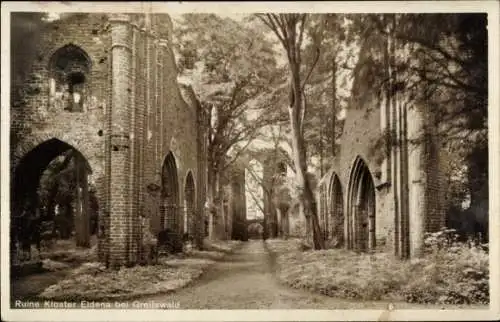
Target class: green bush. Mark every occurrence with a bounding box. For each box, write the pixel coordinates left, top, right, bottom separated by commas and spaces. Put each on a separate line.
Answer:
400, 228, 489, 304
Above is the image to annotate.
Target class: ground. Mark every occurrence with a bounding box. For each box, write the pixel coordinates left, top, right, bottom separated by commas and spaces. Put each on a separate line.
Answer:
139, 240, 486, 309
11, 239, 488, 309
10, 239, 241, 303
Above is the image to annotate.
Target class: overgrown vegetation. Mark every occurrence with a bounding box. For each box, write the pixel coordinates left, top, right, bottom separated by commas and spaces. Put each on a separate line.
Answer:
267, 229, 488, 305
36, 240, 242, 301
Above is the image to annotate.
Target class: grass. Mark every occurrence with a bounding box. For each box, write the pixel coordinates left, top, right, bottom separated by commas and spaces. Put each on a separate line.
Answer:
40, 236, 99, 265
35, 239, 242, 301
266, 230, 489, 305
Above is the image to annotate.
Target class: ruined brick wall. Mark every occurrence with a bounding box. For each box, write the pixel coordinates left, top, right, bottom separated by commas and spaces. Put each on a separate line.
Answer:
327, 89, 395, 251
11, 13, 110, 188
106, 13, 200, 266
11, 13, 202, 267
316, 41, 446, 257
11, 13, 111, 261
225, 163, 247, 241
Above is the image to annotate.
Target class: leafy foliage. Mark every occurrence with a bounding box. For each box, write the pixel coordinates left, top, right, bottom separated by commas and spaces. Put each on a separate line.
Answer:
349, 14, 488, 222
37, 151, 99, 239
174, 14, 288, 224
267, 229, 489, 305
174, 14, 286, 173
254, 13, 328, 249
300, 14, 358, 175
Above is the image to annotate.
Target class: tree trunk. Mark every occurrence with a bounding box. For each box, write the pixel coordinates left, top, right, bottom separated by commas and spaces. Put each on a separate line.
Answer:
289, 66, 325, 250
81, 160, 91, 247
216, 173, 225, 240
74, 157, 85, 246
319, 96, 325, 178
207, 168, 215, 239
331, 60, 337, 159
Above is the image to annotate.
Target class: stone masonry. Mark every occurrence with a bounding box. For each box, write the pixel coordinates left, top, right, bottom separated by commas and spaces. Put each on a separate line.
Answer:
10, 13, 204, 267
315, 36, 447, 259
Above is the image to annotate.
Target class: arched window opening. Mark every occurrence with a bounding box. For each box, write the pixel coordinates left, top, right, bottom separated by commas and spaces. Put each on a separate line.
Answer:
66, 72, 86, 112
49, 44, 91, 112
184, 172, 195, 237
329, 174, 344, 248
161, 152, 180, 233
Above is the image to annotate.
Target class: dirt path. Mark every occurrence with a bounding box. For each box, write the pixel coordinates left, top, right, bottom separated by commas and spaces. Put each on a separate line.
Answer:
140, 240, 483, 309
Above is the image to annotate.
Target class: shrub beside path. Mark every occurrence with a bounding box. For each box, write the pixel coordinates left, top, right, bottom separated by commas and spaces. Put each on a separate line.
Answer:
266, 238, 489, 306
139, 239, 485, 309
13, 240, 243, 303
13, 238, 488, 309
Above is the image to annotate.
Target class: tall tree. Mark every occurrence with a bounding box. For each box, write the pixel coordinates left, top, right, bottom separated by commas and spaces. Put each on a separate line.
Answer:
301, 14, 358, 176
243, 124, 292, 239
174, 14, 286, 237
255, 14, 326, 249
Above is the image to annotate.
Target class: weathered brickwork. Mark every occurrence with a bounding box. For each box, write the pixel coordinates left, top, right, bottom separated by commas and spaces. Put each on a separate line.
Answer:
226, 163, 247, 241
316, 56, 447, 259
11, 13, 202, 267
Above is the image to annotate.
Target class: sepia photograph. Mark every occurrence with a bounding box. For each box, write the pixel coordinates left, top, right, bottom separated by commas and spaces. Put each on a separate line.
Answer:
1, 1, 499, 321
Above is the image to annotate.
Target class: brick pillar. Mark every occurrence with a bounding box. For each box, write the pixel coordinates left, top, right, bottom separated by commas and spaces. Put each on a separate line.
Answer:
136, 25, 146, 262
196, 92, 208, 247
143, 22, 160, 233
185, 184, 195, 235
424, 107, 446, 232
108, 14, 132, 268
400, 102, 411, 259
159, 39, 168, 153
394, 96, 410, 259
128, 22, 139, 265
367, 178, 376, 250
154, 38, 161, 168
408, 104, 426, 258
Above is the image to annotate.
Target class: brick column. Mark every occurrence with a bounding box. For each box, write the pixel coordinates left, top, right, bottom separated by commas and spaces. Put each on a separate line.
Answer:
423, 108, 445, 233
137, 26, 147, 263
128, 22, 139, 265
407, 104, 426, 258
159, 39, 168, 154
196, 90, 207, 248
108, 14, 132, 268
399, 102, 410, 258
154, 39, 160, 167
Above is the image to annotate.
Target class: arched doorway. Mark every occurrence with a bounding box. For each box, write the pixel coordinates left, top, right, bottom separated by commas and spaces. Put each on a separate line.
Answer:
11, 138, 97, 263
329, 174, 344, 247
161, 152, 180, 233
347, 157, 376, 252
183, 171, 195, 237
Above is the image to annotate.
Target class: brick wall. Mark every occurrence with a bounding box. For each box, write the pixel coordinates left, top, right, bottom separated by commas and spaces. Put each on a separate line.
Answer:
11, 13, 203, 267
315, 42, 445, 258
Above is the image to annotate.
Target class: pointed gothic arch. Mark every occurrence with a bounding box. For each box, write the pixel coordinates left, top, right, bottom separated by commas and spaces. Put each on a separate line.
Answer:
161, 152, 180, 233
11, 138, 96, 263
329, 173, 344, 247
183, 171, 196, 236
347, 157, 376, 252
48, 44, 92, 112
